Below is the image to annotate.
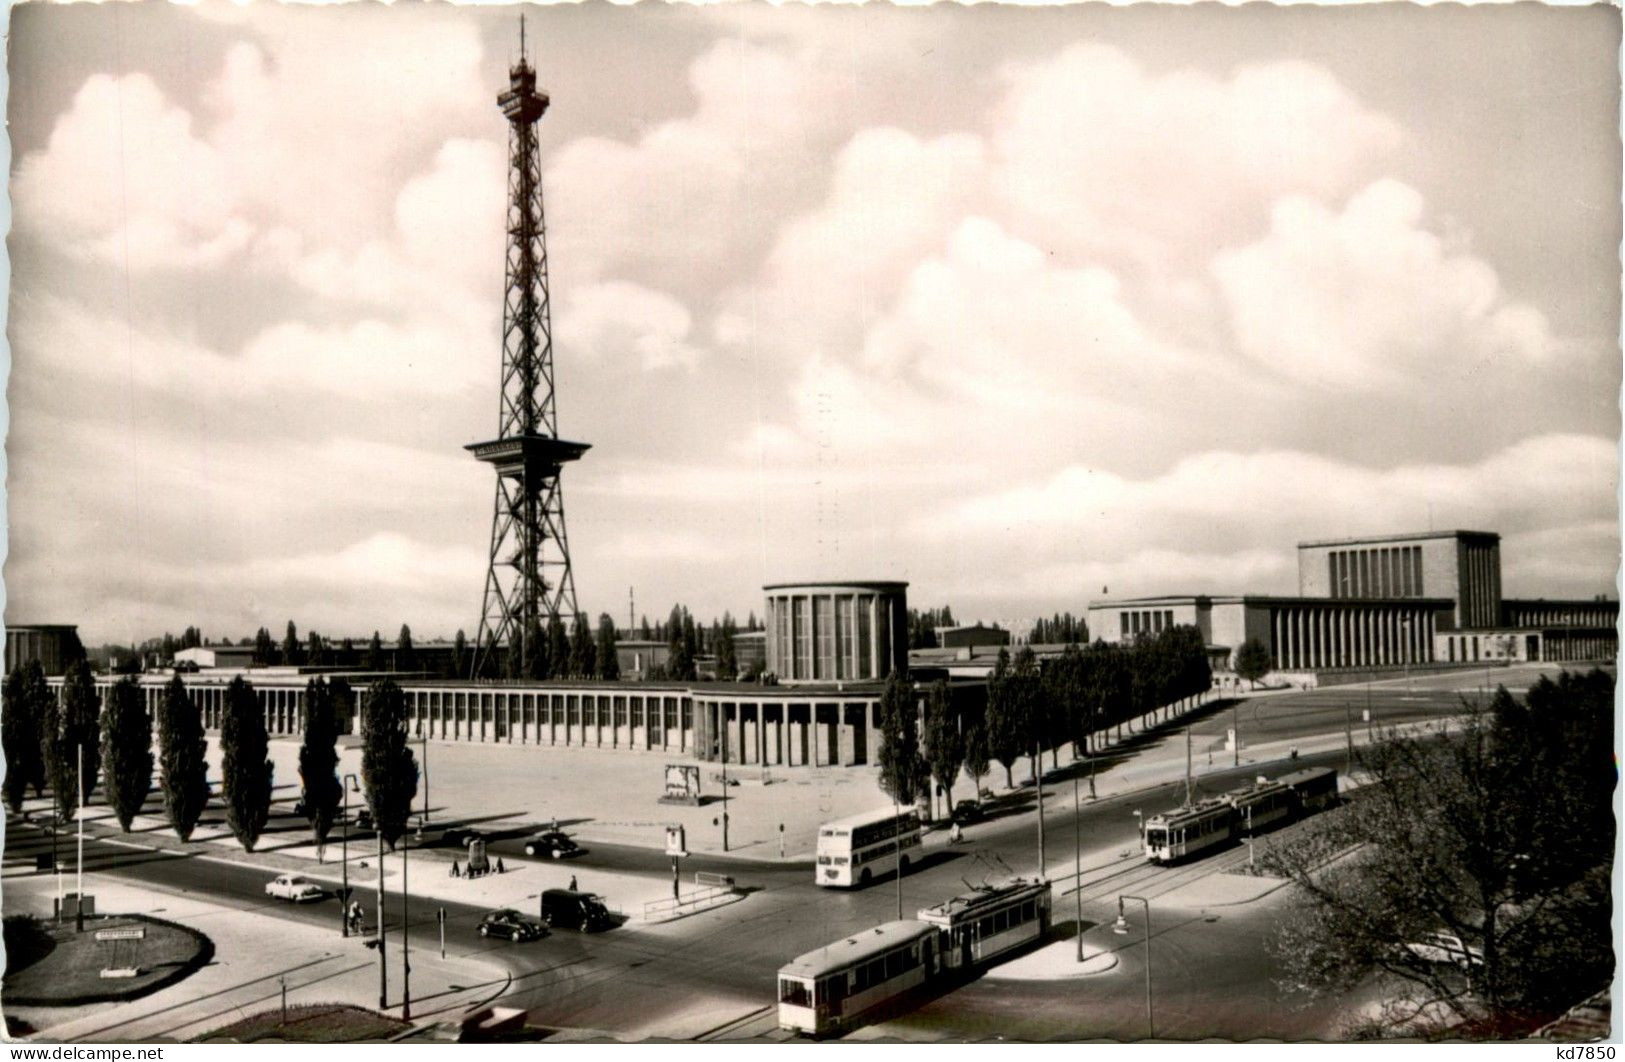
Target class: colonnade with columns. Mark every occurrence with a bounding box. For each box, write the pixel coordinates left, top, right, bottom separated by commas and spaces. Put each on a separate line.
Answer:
691, 697, 880, 768
1269, 605, 1438, 671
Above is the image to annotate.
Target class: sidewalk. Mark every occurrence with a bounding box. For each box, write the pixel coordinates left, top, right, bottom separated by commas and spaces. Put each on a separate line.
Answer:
3, 872, 508, 1043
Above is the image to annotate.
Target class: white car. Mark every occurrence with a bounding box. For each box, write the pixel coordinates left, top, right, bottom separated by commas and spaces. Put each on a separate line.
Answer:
265, 874, 325, 903
1404, 931, 1484, 968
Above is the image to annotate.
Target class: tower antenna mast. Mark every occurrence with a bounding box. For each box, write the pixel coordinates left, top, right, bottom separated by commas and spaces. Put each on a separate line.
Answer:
468, 23, 589, 678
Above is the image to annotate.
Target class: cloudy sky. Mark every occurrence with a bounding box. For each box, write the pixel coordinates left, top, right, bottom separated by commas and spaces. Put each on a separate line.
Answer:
4, 1, 1619, 646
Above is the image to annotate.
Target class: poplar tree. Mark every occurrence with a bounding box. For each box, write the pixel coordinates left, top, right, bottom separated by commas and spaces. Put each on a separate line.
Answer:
2, 664, 43, 811
360, 679, 419, 849
595, 614, 621, 680
569, 613, 597, 678
157, 675, 210, 841
100, 676, 153, 831
56, 660, 101, 818
876, 670, 926, 807
221, 676, 273, 851
921, 679, 963, 816
299, 678, 342, 857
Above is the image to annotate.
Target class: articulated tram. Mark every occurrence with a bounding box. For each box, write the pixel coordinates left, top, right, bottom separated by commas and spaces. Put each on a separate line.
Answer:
777, 878, 1052, 1036
1143, 767, 1340, 864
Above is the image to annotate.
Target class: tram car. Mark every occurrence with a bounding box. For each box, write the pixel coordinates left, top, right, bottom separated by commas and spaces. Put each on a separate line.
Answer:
777, 878, 1053, 1037
1278, 766, 1340, 814
916, 878, 1052, 973
1224, 778, 1294, 835
1143, 767, 1341, 864
1143, 797, 1235, 863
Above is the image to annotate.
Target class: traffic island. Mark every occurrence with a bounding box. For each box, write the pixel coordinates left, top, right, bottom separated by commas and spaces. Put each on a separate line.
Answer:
199, 1004, 411, 1044
2, 913, 213, 1006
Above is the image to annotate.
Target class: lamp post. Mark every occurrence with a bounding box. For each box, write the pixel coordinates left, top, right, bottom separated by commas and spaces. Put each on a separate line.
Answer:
76, 745, 85, 932
1113, 894, 1154, 1039
719, 710, 730, 853
401, 834, 411, 1020
420, 734, 430, 826
1034, 741, 1046, 877
377, 825, 387, 1010
341, 774, 359, 938
1073, 775, 1084, 962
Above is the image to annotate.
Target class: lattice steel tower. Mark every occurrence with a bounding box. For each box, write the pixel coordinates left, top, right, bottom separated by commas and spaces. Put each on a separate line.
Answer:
468, 23, 588, 677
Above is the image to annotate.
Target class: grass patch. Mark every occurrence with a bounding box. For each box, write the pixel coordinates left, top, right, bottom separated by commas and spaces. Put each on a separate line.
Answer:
201, 1004, 411, 1043
2, 914, 212, 1006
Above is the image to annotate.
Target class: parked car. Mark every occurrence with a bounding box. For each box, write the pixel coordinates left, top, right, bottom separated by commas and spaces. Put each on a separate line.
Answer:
443, 826, 485, 848
1404, 931, 1484, 968
952, 800, 985, 824
523, 830, 581, 859
477, 908, 546, 942
354, 809, 374, 831
265, 874, 325, 903
540, 889, 612, 933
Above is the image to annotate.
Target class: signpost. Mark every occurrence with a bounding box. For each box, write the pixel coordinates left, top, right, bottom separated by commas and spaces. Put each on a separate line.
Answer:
96, 924, 145, 979
438, 907, 447, 959
665, 825, 687, 901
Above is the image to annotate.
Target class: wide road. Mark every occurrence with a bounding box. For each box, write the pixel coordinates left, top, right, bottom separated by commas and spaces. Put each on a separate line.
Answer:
4, 743, 1349, 1040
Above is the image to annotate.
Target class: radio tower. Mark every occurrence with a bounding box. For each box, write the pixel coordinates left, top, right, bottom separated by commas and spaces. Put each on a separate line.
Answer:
468, 18, 589, 678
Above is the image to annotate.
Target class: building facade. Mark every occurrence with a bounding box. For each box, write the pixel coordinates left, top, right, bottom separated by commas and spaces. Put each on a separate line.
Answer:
55, 671, 923, 770
763, 581, 908, 685
1090, 528, 1615, 676
5, 624, 81, 677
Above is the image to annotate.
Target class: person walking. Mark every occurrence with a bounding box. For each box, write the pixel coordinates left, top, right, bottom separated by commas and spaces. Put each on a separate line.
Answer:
950, 821, 963, 845
568, 875, 578, 891
450, 859, 461, 878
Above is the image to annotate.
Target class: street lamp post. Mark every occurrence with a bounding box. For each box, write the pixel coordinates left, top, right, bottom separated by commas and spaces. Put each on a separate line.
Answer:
1034, 742, 1046, 876
341, 774, 359, 938
720, 712, 730, 853
401, 835, 411, 1020
377, 826, 387, 1010
76, 745, 85, 932
420, 734, 430, 827
1073, 775, 1084, 962
1113, 894, 1154, 1039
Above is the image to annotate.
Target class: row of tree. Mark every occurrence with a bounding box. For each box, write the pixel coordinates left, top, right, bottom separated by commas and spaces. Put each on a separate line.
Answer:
2, 661, 421, 856
1025, 612, 1089, 646
906, 606, 958, 649
498, 613, 622, 682
875, 626, 1214, 808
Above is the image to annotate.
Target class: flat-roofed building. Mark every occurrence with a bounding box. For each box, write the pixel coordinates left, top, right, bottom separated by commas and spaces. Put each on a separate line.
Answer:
763, 581, 908, 685
1297, 530, 1502, 630
5, 624, 81, 676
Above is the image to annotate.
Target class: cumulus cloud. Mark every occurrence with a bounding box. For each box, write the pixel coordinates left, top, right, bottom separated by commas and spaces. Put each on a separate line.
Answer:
1213, 180, 1559, 389
990, 45, 1404, 268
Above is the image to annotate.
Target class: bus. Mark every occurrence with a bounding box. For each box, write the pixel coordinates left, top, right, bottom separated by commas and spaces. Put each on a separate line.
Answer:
815, 807, 922, 887
917, 878, 1052, 972
1279, 767, 1339, 814
777, 920, 940, 1036
1223, 779, 1293, 835
1143, 798, 1233, 864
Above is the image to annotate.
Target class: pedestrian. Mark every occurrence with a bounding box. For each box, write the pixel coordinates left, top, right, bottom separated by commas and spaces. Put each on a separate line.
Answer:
450, 859, 461, 878
569, 874, 578, 891
496, 857, 506, 874
950, 821, 962, 845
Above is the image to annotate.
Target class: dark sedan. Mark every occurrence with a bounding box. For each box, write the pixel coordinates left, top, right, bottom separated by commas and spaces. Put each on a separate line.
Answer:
477, 908, 546, 942
523, 830, 581, 859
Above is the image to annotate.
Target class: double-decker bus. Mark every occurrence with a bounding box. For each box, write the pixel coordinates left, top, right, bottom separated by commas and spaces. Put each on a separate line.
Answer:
1143, 798, 1233, 864
916, 878, 1052, 972
777, 920, 940, 1036
1279, 766, 1339, 813
1223, 778, 1293, 835
815, 807, 922, 887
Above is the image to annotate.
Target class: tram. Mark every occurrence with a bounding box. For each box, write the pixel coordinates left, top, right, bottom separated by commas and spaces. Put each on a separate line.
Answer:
776, 920, 940, 1036
1143, 768, 1341, 864
917, 878, 1053, 972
